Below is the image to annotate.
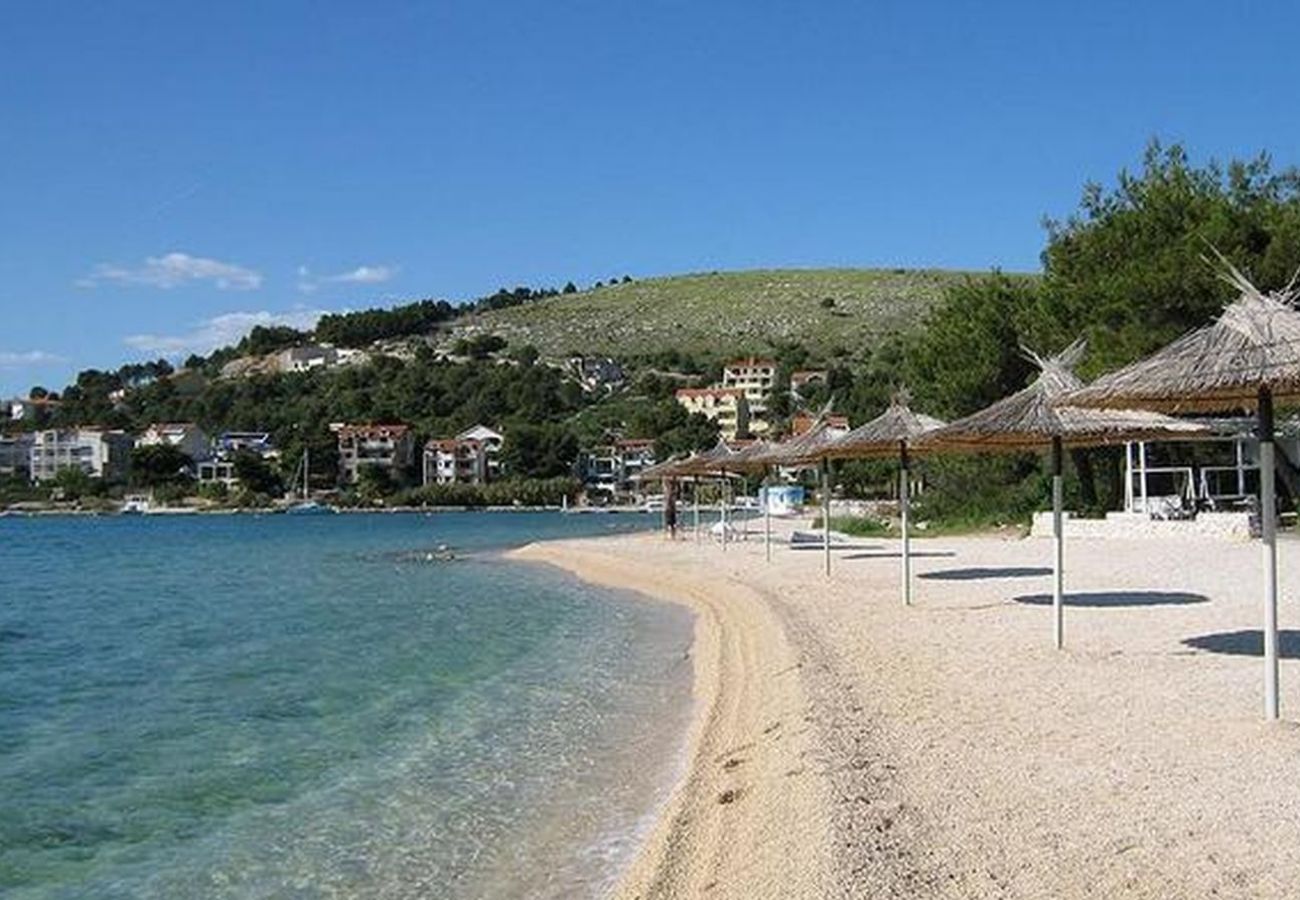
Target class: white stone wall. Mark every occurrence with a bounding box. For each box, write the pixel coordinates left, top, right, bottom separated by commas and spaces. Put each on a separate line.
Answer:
1029, 510, 1254, 541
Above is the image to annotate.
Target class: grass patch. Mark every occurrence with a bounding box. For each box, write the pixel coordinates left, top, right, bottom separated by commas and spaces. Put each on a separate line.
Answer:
449, 268, 995, 360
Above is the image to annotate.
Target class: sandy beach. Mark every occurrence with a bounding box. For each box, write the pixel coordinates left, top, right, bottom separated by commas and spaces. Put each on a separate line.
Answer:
514, 520, 1300, 898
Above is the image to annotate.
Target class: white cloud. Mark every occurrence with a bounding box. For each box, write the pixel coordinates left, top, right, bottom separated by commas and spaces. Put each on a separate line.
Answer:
123, 308, 331, 357
297, 263, 397, 293
329, 264, 396, 284
80, 252, 263, 291
0, 350, 67, 368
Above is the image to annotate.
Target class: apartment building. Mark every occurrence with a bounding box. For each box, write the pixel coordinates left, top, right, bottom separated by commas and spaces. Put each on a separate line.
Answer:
721, 357, 777, 433
335, 424, 415, 484
29, 429, 133, 482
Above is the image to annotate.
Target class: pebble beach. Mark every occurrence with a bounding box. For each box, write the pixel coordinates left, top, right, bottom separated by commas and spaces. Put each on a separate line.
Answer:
516, 520, 1300, 898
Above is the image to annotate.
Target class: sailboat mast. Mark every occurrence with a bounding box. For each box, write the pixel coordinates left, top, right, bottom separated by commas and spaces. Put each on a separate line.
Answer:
303, 447, 310, 501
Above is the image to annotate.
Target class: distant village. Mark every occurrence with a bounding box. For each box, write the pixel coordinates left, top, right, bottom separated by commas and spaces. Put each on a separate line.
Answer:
0, 353, 836, 509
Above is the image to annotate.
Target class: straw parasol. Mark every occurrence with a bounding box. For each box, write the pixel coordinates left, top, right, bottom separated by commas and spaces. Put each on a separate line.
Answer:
751, 412, 850, 576
816, 389, 947, 605
1066, 262, 1300, 719
916, 340, 1207, 650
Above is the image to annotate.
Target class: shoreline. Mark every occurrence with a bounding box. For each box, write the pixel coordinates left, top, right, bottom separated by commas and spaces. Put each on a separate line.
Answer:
510, 534, 838, 899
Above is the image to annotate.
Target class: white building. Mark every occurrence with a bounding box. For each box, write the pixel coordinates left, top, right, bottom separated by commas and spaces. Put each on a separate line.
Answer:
721, 357, 778, 432
29, 429, 134, 482
422, 425, 505, 486
277, 345, 339, 373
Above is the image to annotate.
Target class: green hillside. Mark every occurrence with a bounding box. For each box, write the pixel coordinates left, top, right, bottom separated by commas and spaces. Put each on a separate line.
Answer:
448, 268, 989, 361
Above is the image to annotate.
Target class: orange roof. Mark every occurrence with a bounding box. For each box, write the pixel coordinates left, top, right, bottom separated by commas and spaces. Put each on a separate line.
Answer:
791, 413, 849, 435
726, 356, 777, 369
337, 423, 410, 439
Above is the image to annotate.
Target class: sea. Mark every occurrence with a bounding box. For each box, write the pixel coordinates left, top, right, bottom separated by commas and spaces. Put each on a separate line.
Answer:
0, 512, 695, 899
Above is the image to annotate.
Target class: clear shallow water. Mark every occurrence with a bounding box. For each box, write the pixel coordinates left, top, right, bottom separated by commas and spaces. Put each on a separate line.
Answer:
0, 512, 693, 899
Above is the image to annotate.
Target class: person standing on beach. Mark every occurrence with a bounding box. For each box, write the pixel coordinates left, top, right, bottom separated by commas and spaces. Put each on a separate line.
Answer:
664, 478, 679, 539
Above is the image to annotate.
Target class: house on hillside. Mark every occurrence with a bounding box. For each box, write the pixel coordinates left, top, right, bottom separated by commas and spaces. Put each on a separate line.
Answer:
568, 356, 626, 393
137, 423, 211, 463
29, 429, 134, 483
790, 370, 828, 395
277, 345, 339, 373
790, 411, 850, 436
579, 438, 656, 502
196, 432, 278, 488
334, 424, 415, 485
675, 387, 749, 440
422, 425, 504, 486
721, 357, 777, 433
6, 397, 59, 423
0, 433, 33, 480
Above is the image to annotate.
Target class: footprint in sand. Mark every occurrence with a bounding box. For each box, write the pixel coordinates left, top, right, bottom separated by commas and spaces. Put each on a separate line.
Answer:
717, 787, 745, 805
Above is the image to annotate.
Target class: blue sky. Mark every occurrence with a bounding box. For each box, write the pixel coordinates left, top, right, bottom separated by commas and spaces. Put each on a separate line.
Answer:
3, 0, 1298, 395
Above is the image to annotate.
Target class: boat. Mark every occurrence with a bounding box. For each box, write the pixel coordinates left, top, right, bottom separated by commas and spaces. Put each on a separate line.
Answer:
284, 447, 335, 515
121, 495, 151, 515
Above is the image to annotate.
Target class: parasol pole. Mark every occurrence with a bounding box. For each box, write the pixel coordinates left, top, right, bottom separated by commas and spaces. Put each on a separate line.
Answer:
822, 458, 831, 577
693, 479, 701, 542
1051, 435, 1065, 649
764, 466, 773, 563
900, 441, 912, 606
720, 476, 728, 551
1260, 385, 1280, 720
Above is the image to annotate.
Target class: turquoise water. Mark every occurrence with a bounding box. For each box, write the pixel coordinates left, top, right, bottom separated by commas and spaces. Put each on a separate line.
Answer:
0, 512, 693, 899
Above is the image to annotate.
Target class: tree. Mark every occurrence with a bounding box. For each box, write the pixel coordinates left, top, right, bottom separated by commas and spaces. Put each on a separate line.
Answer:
905, 273, 1042, 418
1041, 140, 1300, 377
562, 281, 578, 294
52, 466, 96, 501
499, 424, 579, 479
356, 464, 395, 500
233, 450, 282, 496
130, 444, 194, 488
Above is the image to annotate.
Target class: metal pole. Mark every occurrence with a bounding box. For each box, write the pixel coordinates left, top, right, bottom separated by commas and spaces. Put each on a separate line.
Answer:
900, 443, 912, 606
1124, 442, 1134, 512
1138, 440, 1149, 513
693, 480, 700, 542
720, 478, 727, 551
1260, 386, 1280, 721
1052, 436, 1065, 650
822, 459, 831, 578
763, 469, 772, 563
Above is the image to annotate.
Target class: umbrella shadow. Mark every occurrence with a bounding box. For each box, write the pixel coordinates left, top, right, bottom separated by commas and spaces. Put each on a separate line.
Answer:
844, 550, 957, 560
920, 566, 1050, 581
788, 543, 885, 553
1181, 630, 1300, 658
1014, 591, 1209, 608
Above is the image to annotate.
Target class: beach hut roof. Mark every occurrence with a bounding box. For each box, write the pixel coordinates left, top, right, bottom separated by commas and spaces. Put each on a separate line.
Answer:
1066, 263, 1300, 413
822, 390, 946, 460
916, 340, 1207, 453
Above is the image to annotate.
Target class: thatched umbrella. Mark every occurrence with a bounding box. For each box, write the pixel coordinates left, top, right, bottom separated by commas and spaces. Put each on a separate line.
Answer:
915, 340, 1207, 649
817, 390, 946, 605
1066, 265, 1300, 719
634, 453, 695, 537
752, 417, 847, 576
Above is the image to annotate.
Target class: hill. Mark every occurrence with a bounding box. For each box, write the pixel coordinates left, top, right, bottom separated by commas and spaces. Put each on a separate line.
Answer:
447, 268, 990, 361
